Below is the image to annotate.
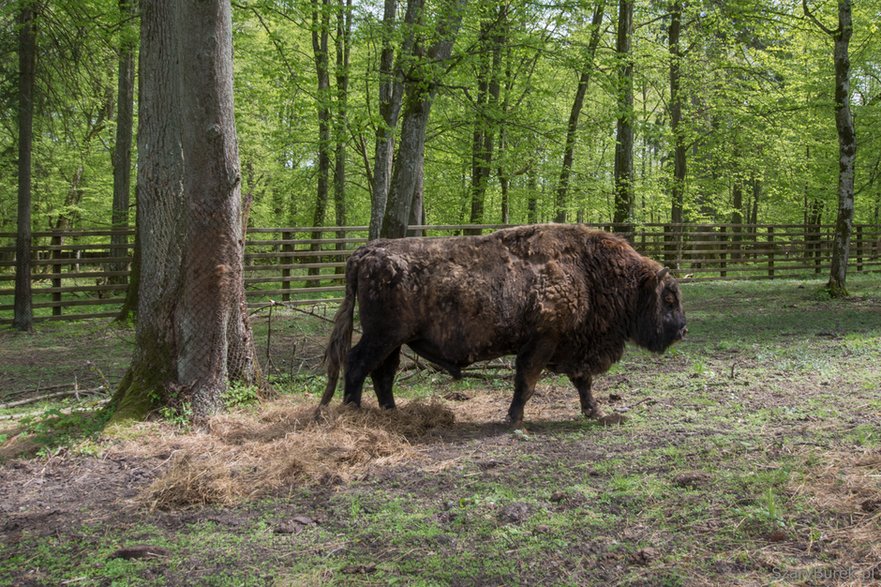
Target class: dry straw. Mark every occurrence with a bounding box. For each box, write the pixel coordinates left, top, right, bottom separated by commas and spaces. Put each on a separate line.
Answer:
789, 449, 881, 583
138, 397, 454, 509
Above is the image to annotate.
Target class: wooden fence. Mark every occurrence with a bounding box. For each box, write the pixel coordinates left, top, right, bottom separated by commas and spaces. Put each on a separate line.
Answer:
2, 222, 880, 324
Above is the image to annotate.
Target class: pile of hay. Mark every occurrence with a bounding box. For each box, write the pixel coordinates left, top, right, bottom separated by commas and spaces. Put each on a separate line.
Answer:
135, 398, 454, 509
790, 449, 881, 579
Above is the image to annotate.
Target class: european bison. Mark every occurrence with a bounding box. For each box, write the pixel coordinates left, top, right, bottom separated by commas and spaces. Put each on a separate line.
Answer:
320, 224, 686, 426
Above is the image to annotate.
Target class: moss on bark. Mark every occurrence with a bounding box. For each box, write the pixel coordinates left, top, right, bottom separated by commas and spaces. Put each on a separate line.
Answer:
826, 279, 849, 298
106, 367, 159, 425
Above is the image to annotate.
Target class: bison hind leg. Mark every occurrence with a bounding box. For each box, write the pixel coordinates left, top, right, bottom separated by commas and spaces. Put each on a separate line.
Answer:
370, 347, 401, 409
344, 337, 401, 408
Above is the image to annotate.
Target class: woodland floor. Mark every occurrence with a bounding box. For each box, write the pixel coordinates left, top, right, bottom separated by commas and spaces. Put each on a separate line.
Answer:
1, 275, 880, 586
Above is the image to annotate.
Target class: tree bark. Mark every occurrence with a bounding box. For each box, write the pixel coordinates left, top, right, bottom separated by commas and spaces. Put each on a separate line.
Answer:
369, 0, 422, 240
731, 174, 743, 261
13, 3, 36, 332
826, 0, 855, 296
666, 0, 686, 269
380, 0, 468, 239
612, 0, 634, 233
309, 0, 332, 279
111, 0, 137, 287
527, 168, 538, 224
466, 5, 505, 233
555, 0, 605, 224
109, 0, 261, 424
116, 197, 141, 322
333, 0, 352, 265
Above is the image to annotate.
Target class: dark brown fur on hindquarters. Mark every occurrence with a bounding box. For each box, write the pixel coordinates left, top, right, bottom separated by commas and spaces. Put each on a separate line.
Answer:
321, 224, 687, 426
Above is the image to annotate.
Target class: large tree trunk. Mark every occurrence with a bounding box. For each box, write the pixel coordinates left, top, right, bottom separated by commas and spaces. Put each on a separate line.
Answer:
555, 0, 605, 224
612, 0, 634, 233
13, 3, 36, 332
111, 0, 137, 288
826, 0, 855, 296
380, 0, 467, 239
109, 0, 261, 424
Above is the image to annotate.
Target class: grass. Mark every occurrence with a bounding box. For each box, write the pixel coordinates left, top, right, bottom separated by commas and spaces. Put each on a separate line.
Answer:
1, 273, 881, 585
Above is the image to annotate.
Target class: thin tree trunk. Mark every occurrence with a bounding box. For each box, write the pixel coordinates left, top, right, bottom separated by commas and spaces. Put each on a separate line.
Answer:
497, 7, 514, 225
369, 0, 422, 240
555, 1, 605, 224
381, 90, 433, 238
527, 168, 538, 224
667, 0, 685, 269
466, 5, 504, 233
612, 0, 634, 233
827, 0, 855, 296
731, 175, 743, 261
466, 20, 491, 234
333, 0, 351, 267
116, 196, 140, 322
751, 177, 760, 225
309, 0, 332, 281
498, 142, 510, 224
409, 159, 425, 236
380, 0, 468, 238
13, 3, 36, 332
111, 0, 137, 287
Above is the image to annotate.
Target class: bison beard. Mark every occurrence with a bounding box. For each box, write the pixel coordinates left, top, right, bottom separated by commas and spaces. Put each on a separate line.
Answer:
320, 224, 686, 426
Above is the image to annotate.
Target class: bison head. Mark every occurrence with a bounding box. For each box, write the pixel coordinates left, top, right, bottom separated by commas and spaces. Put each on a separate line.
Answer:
632, 267, 687, 353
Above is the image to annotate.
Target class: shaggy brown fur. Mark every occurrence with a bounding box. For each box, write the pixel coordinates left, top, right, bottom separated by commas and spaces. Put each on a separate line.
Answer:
321, 224, 687, 425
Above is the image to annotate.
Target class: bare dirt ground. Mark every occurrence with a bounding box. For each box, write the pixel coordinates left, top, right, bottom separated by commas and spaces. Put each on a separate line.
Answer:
2, 278, 881, 585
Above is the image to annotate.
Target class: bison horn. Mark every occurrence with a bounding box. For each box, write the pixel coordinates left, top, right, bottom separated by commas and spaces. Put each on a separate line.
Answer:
656, 267, 670, 281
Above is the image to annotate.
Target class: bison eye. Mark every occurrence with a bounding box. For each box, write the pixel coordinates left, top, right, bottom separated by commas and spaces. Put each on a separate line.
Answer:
664, 294, 676, 306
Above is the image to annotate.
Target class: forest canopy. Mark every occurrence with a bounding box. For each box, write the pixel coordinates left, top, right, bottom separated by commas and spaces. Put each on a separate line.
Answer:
1, 0, 879, 234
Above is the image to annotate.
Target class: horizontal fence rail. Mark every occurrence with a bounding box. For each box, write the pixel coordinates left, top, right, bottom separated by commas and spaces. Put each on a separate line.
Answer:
1, 223, 880, 324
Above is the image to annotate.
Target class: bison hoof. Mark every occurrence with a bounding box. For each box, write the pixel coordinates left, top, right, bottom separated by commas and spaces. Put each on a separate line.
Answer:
581, 407, 601, 419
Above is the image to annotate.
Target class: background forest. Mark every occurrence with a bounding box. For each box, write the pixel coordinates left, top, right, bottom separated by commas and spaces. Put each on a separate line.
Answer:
1, 0, 880, 236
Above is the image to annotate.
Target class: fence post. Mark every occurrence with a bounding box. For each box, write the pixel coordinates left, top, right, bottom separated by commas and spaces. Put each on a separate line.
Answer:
856, 225, 863, 271
50, 233, 62, 316
767, 226, 775, 278
281, 230, 292, 302
719, 226, 727, 278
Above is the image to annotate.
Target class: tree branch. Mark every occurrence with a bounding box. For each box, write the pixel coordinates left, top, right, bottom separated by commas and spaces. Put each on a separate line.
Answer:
802, 0, 836, 36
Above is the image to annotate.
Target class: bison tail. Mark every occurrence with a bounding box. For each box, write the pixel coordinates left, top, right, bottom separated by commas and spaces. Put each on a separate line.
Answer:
319, 257, 358, 406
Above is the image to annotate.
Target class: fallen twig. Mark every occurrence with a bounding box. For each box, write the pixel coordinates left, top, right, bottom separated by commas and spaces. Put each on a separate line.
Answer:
0, 398, 110, 420
0, 387, 107, 410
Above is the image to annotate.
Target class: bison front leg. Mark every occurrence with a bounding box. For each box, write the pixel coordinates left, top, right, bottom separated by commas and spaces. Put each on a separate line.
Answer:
370, 347, 401, 409
569, 374, 599, 418
507, 339, 558, 427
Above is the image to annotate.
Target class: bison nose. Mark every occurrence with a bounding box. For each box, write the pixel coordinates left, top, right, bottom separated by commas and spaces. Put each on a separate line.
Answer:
679, 326, 688, 339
